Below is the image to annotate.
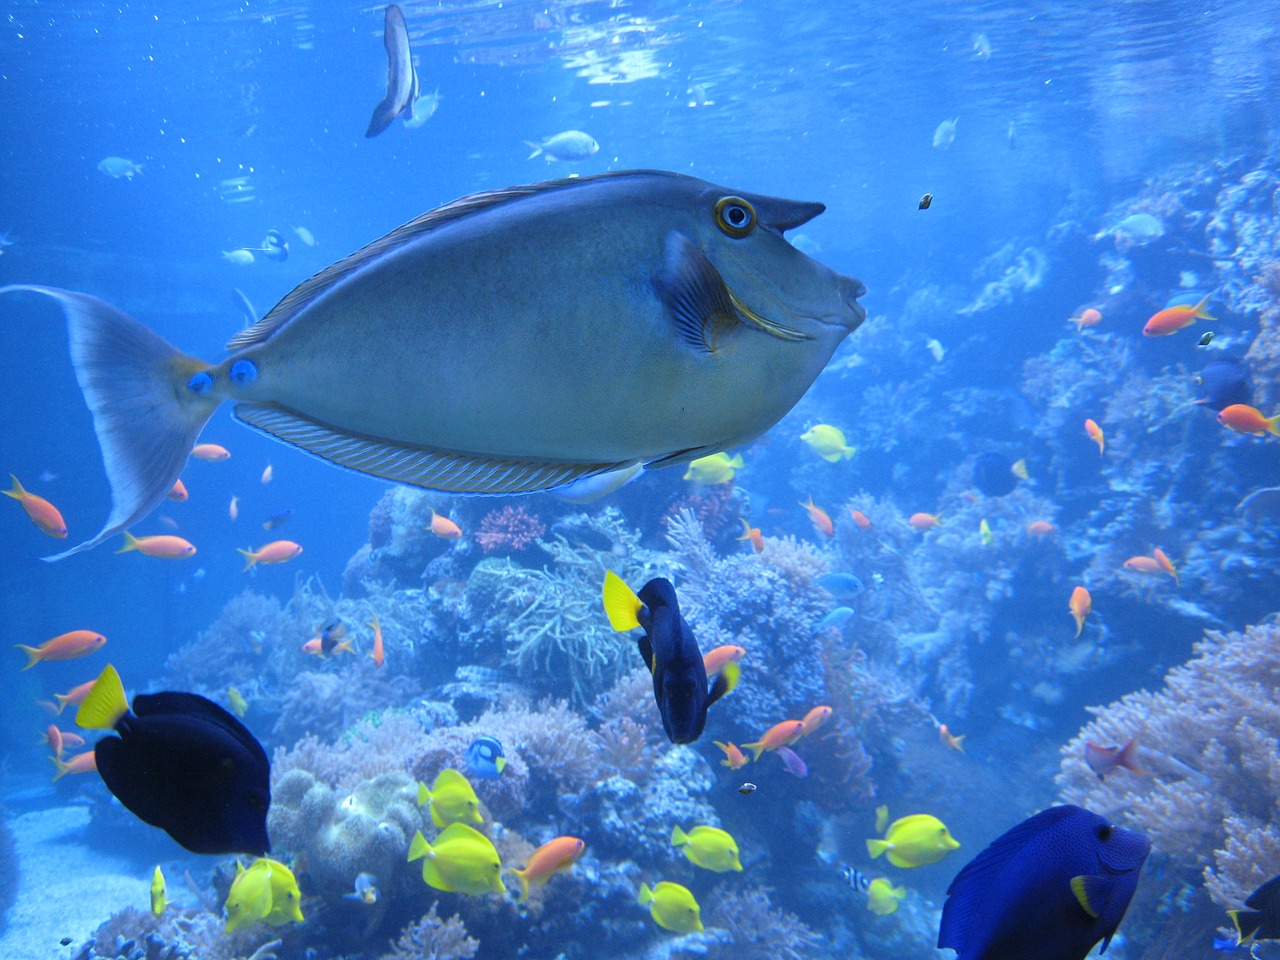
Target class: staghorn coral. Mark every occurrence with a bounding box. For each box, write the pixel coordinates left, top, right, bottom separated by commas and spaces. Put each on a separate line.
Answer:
1056, 621, 1280, 920
475, 505, 546, 554
704, 884, 822, 960
378, 903, 478, 960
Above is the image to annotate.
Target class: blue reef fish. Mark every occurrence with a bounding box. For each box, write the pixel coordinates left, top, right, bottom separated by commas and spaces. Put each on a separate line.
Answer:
1194, 357, 1253, 412
813, 606, 855, 633
815, 572, 864, 600
603, 572, 739, 744
938, 804, 1150, 960
262, 508, 294, 531
464, 735, 506, 780
4, 170, 864, 561
842, 865, 872, 893
74, 664, 271, 856
342, 872, 379, 905
1230, 874, 1280, 945
365, 4, 419, 137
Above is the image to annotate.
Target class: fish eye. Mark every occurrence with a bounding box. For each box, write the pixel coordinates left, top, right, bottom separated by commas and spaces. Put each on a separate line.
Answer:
186, 371, 214, 395
1095, 824, 1114, 842
230, 359, 258, 386
714, 196, 757, 238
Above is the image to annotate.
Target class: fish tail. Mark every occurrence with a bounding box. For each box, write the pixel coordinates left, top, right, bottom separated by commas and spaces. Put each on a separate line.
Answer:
512, 867, 531, 904
1230, 909, 1264, 944
15, 644, 42, 670
76, 663, 129, 729
671, 825, 689, 847
0, 286, 221, 562
637, 882, 654, 905
866, 838, 890, 859
115, 531, 142, 554
407, 830, 431, 862
742, 741, 766, 762
728, 454, 744, 468
1117, 736, 1146, 775
48, 754, 71, 781
524, 141, 543, 159
3, 474, 25, 500
1193, 293, 1216, 320
416, 782, 431, 807
1267, 413, 1280, 436
334, 639, 355, 655
237, 548, 258, 572
602, 571, 644, 631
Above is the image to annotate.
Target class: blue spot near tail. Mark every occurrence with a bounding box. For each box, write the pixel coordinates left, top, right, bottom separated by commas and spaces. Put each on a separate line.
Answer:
186, 372, 213, 395
230, 359, 258, 386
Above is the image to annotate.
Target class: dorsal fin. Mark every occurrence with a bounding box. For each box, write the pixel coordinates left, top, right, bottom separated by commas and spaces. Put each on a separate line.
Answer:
226, 170, 683, 352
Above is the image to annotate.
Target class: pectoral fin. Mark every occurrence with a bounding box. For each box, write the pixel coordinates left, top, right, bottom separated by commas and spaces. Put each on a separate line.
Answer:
706, 660, 740, 708
1070, 874, 1113, 919
659, 232, 741, 353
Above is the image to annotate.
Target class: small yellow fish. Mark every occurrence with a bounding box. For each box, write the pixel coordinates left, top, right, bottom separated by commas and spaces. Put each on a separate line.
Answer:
682, 452, 743, 485
979, 518, 993, 546
638, 881, 703, 934
866, 813, 960, 868
866, 877, 907, 915
800, 424, 855, 462
671, 825, 742, 873
407, 824, 504, 896
150, 865, 166, 917
1011, 458, 1029, 479
224, 858, 301, 933
227, 686, 248, 718
417, 768, 483, 828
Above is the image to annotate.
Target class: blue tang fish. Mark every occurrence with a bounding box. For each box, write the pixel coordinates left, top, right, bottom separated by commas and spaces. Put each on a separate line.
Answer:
939, 804, 1149, 960
602, 572, 739, 744
75, 664, 271, 856
465, 736, 506, 780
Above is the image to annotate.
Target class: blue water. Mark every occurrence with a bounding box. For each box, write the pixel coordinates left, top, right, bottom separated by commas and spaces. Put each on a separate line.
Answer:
2, 2, 1279, 958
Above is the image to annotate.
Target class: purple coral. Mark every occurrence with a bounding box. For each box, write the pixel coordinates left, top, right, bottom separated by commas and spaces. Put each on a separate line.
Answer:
475, 505, 546, 554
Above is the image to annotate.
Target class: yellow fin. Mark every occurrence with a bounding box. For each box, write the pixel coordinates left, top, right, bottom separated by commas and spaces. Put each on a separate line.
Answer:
875, 805, 889, 833
3, 474, 26, 500
76, 664, 129, 730
866, 838, 890, 859
416, 782, 430, 807
602, 571, 643, 631
115, 531, 142, 554
151, 866, 167, 916
407, 830, 430, 862
1070, 874, 1107, 919
671, 825, 689, 846
637, 882, 654, 905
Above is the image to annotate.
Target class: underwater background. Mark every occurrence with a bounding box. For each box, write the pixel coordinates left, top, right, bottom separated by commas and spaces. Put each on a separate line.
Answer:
2, 0, 1280, 958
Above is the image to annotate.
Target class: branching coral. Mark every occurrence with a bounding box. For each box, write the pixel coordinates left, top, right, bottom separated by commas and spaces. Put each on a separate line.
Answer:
378, 903, 478, 960
475, 505, 546, 554
704, 884, 822, 960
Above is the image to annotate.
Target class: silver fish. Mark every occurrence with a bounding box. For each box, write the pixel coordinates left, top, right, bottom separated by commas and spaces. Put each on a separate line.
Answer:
4, 170, 865, 560
933, 117, 958, 150
365, 4, 419, 138
526, 130, 600, 162
403, 87, 441, 129
98, 156, 144, 179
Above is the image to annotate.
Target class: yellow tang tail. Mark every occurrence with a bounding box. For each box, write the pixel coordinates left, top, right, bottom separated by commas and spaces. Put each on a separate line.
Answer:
637, 882, 654, 906
76, 663, 130, 729
602, 571, 643, 631
407, 830, 431, 862
866, 838, 891, 859
671, 825, 690, 847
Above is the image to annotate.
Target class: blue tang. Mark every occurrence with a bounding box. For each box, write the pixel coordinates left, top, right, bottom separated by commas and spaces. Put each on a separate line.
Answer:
465, 736, 506, 780
939, 804, 1149, 960
602, 572, 739, 744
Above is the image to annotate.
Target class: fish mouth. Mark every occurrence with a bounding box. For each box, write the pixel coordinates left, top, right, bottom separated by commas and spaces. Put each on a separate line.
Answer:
812, 275, 867, 329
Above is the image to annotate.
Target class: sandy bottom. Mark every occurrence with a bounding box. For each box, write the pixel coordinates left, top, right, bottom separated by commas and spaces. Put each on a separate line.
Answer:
0, 805, 147, 960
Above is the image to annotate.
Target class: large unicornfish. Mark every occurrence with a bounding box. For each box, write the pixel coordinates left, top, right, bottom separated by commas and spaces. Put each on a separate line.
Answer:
3, 170, 866, 560
365, 4, 419, 137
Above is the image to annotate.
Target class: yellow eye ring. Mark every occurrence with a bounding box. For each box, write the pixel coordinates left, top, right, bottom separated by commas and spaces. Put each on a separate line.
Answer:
714, 196, 756, 238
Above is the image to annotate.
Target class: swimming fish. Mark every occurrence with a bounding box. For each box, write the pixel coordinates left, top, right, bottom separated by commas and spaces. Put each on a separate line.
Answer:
671, 825, 742, 872
1218, 403, 1280, 436
1199, 332, 1214, 346
777, 745, 808, 778
98, 157, 143, 179
75, 664, 271, 855
1194, 357, 1253, 411
800, 424, 855, 462
526, 130, 600, 162
427, 510, 462, 539
1153, 547, 1179, 585
1084, 418, 1104, 455
302, 618, 354, 657
368, 615, 385, 668
150, 865, 166, 916
938, 804, 1150, 960
683, 452, 743, 485
979, 518, 993, 546
1143, 292, 1214, 337
167, 479, 189, 502
4, 474, 67, 538
229, 495, 240, 521
1069, 586, 1091, 638
1229, 874, 1280, 945
1122, 555, 1162, 575
972, 452, 1020, 498
16, 630, 106, 669
816, 573, 864, 600
408, 823, 505, 896
738, 781, 756, 795
736, 518, 764, 553
799, 705, 833, 737
7, 171, 865, 561
1083, 736, 1144, 780
842, 865, 872, 894
867, 813, 960, 868
909, 512, 941, 532
52, 678, 99, 715
800, 497, 834, 536
813, 606, 855, 633
919, 193, 933, 210
238, 540, 302, 571
222, 249, 255, 265
117, 532, 196, 559
417, 767, 483, 827
262, 508, 294, 530
49, 748, 97, 780
224, 858, 304, 932
42, 723, 84, 758
365, 4, 420, 137
510, 836, 585, 903
849, 508, 872, 530
939, 724, 965, 752
714, 741, 748, 769
1026, 521, 1054, 537
260, 464, 273, 484
227, 686, 249, 718
465, 735, 506, 780
638, 881, 703, 934
866, 877, 907, 915
191, 444, 231, 462
1068, 308, 1102, 331
702, 646, 746, 680
403, 87, 442, 129
933, 117, 959, 149
343, 872, 379, 905
603, 572, 739, 744
742, 719, 805, 761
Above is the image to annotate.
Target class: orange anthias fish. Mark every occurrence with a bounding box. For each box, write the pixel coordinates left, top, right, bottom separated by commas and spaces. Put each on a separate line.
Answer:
51, 678, 98, 715
908, 513, 940, 532
736, 519, 764, 553
1153, 547, 1179, 586
1069, 586, 1092, 638
1084, 735, 1145, 780
799, 497, 834, 537
1217, 403, 1280, 437
1143, 293, 1214, 337
16, 630, 107, 669
50, 748, 97, 781
742, 720, 805, 761
238, 540, 303, 571
702, 645, 746, 676
42, 725, 86, 758
799, 705, 833, 737
1068, 307, 1102, 331
167, 479, 189, 502
301, 635, 354, 657
1085, 418, 1104, 455
190, 443, 231, 461
368, 615, 385, 668
1026, 521, 1055, 537
510, 836, 585, 903
427, 510, 462, 539
1123, 556, 1162, 575
714, 741, 749, 770
848, 508, 872, 530
117, 532, 196, 559
4, 474, 67, 538
939, 723, 965, 752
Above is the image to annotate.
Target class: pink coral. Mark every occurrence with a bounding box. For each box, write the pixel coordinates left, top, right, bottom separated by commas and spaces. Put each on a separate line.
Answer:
475, 505, 546, 554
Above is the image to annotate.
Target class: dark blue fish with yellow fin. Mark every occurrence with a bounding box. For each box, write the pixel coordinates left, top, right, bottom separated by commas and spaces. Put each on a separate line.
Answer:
76, 664, 271, 855
939, 804, 1148, 960
603, 572, 738, 744
465, 735, 506, 780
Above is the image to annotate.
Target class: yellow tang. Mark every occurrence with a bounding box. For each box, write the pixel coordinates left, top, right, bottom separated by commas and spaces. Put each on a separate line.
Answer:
866, 813, 960, 868
417, 767, 483, 828
224, 860, 273, 934
671, 825, 742, 873
407, 824, 505, 896
800, 424, 856, 462
150, 865, 166, 917
638, 881, 703, 934
683, 452, 743, 485
866, 877, 907, 915
256, 859, 304, 927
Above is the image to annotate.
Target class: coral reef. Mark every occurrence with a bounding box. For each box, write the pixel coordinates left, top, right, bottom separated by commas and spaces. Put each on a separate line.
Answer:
72, 906, 269, 960
475, 505, 546, 555
378, 903, 478, 960
704, 884, 822, 960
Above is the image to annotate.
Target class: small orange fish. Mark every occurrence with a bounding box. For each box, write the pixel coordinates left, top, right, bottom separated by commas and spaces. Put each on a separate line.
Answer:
798, 705, 833, 737
1122, 556, 1162, 575
1069, 586, 1092, 638
116, 531, 196, 559
368, 615, 385, 668
51, 678, 98, 715
939, 723, 965, 752
15, 630, 106, 670
50, 748, 97, 781
238, 540, 303, 571
714, 741, 749, 770
427, 510, 462, 539
301, 635, 354, 657
1085, 418, 1104, 455
1026, 521, 1055, 537
190, 443, 230, 461
3, 474, 67, 538
1068, 307, 1102, 331
702, 645, 745, 676
848, 508, 872, 530
1143, 293, 1213, 337
1153, 547, 1179, 586
167, 479, 189, 502
261, 464, 274, 484
742, 720, 805, 761
908, 512, 940, 532
736, 519, 764, 553
41, 725, 85, 758
511, 836, 585, 904
799, 497, 834, 537
1084, 736, 1145, 780
228, 495, 239, 521
1217, 403, 1280, 436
